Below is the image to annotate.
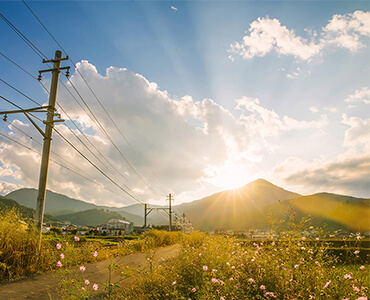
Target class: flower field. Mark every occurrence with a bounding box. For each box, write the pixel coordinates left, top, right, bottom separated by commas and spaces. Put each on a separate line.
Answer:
119, 232, 369, 300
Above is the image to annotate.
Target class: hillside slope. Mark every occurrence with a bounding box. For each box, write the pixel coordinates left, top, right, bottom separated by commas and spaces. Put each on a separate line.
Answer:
177, 179, 301, 230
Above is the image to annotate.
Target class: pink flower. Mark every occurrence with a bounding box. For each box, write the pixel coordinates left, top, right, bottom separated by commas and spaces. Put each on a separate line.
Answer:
74, 236, 80, 242
82, 287, 85, 291
80, 266, 86, 272
93, 284, 98, 291
220, 297, 225, 300
203, 265, 208, 271
323, 280, 331, 289
56, 261, 62, 267
93, 251, 98, 257
56, 243, 62, 249
356, 297, 367, 300
302, 237, 306, 241
360, 265, 365, 270
354, 250, 360, 255
260, 285, 266, 290
191, 288, 196, 292
85, 279, 90, 285
60, 253, 65, 259
344, 274, 352, 279
212, 278, 218, 283
248, 278, 255, 283
172, 281, 177, 285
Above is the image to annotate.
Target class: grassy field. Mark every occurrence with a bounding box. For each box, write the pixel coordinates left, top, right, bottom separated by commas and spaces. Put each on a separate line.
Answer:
1, 208, 369, 299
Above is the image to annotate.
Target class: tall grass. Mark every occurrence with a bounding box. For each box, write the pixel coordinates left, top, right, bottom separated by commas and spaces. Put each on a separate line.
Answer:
118, 232, 369, 299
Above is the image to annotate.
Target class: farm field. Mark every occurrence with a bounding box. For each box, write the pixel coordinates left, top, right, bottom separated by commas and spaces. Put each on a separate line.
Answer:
1, 209, 369, 299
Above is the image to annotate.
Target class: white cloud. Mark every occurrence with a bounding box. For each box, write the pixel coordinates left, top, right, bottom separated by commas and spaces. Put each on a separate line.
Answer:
0, 61, 364, 205
323, 11, 370, 51
229, 11, 370, 62
342, 114, 370, 150
229, 16, 321, 61
345, 87, 370, 104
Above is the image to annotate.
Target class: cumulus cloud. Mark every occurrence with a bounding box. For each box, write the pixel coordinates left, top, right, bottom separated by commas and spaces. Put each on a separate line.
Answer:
0, 61, 331, 205
345, 87, 370, 104
229, 11, 370, 61
273, 113, 370, 198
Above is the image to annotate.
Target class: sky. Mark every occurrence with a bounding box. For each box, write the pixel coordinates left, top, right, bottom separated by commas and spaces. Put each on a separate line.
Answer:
0, 0, 369, 208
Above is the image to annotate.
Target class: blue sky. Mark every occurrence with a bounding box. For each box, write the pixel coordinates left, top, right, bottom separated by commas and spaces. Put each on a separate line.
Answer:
0, 1, 369, 207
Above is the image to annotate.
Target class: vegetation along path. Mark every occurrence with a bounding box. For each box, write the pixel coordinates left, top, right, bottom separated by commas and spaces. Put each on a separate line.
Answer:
0, 244, 180, 300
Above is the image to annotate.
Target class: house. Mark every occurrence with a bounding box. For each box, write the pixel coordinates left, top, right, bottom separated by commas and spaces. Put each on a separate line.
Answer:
101, 218, 132, 236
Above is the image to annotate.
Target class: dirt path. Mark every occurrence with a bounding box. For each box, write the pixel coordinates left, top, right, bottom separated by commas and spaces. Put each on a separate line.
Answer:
0, 244, 179, 300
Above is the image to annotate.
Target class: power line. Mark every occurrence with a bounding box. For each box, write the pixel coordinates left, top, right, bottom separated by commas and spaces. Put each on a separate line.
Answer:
21, 0, 168, 196
53, 127, 145, 205
0, 58, 129, 185
0, 129, 132, 202
0, 12, 47, 60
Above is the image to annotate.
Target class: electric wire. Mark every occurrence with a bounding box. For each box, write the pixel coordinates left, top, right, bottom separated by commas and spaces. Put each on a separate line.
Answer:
0, 129, 130, 201
0, 12, 47, 60
21, 0, 168, 196
53, 126, 145, 205
2, 6, 174, 223
0, 59, 130, 184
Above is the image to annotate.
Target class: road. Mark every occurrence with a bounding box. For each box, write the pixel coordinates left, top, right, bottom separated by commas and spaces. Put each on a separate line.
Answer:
0, 244, 179, 300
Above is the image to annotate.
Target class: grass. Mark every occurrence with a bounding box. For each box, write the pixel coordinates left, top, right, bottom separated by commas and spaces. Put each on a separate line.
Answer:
0, 208, 183, 282
1, 208, 369, 299
117, 232, 369, 299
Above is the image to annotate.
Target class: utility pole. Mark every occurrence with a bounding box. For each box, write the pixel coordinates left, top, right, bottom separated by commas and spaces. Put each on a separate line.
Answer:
167, 193, 173, 231
35, 50, 69, 250
0, 50, 69, 253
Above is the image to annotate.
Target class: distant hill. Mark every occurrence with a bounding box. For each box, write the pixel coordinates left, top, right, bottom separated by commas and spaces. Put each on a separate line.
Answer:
177, 179, 301, 230
57, 209, 128, 227
272, 193, 370, 232
5, 188, 167, 226
0, 195, 60, 223
6, 188, 103, 215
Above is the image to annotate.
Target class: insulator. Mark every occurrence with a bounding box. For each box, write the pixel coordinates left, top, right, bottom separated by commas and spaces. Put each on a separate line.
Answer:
38, 74, 42, 81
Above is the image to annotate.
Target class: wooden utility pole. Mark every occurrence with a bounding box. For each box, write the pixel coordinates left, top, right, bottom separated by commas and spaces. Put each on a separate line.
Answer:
167, 193, 173, 231
35, 50, 69, 249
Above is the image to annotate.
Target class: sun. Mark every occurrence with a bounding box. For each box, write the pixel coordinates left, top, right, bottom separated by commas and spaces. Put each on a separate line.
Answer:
206, 162, 252, 191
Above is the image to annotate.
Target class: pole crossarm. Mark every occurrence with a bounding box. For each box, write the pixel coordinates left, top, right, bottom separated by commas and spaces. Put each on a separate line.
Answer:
0, 105, 51, 115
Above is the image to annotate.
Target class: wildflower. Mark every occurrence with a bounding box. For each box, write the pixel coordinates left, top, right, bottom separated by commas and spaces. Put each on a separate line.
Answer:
302, 237, 306, 241
354, 250, 360, 255
260, 285, 266, 290
294, 264, 299, 269
344, 274, 352, 279
220, 297, 225, 300
60, 253, 64, 259
172, 281, 177, 285
356, 297, 367, 300
56, 243, 62, 250
191, 288, 196, 292
80, 266, 86, 272
353, 286, 360, 293
74, 236, 80, 242
85, 279, 90, 285
82, 287, 85, 291
93, 251, 98, 257
212, 278, 218, 283
248, 278, 255, 283
203, 265, 208, 271
360, 265, 365, 270
323, 280, 331, 289
56, 261, 62, 267
93, 284, 98, 291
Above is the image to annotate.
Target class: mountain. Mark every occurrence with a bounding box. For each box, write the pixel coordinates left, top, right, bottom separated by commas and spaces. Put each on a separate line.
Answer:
176, 179, 301, 230
6, 188, 103, 215
57, 209, 128, 227
0, 195, 60, 223
5, 189, 168, 226
271, 193, 370, 232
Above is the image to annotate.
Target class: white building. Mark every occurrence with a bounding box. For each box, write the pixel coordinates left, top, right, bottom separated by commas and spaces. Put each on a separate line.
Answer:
101, 218, 132, 236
